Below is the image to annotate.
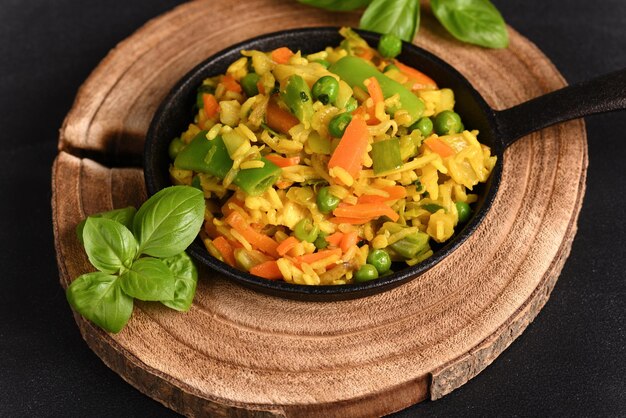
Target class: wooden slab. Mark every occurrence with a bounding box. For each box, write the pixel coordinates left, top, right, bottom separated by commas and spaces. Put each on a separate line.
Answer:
52, 1, 588, 416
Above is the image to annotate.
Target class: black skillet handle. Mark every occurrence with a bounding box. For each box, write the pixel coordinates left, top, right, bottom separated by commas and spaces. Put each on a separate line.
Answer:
494, 69, 626, 148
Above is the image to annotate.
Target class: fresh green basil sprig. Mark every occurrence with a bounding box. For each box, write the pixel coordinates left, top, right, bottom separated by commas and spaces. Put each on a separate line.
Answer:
66, 186, 205, 333
296, 0, 509, 48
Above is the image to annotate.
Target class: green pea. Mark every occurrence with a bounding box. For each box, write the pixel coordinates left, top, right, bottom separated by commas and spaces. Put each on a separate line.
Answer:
316, 186, 341, 214
294, 218, 319, 243
329, 113, 352, 137
456, 201, 472, 223
312, 76, 339, 105
433, 110, 463, 135
168, 137, 185, 160
378, 34, 402, 59
241, 72, 260, 97
344, 96, 358, 113
410, 117, 433, 137
314, 232, 329, 249
383, 64, 399, 73
366, 249, 391, 274
314, 59, 331, 68
354, 264, 379, 282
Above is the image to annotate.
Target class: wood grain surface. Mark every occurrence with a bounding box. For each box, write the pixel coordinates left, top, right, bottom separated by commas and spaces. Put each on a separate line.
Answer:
52, 0, 588, 416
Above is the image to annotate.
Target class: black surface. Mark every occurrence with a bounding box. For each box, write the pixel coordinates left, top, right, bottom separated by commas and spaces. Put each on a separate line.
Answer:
1, 1, 624, 417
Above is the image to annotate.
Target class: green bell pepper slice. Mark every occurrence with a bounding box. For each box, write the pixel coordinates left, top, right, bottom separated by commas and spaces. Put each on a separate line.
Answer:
329, 56, 425, 124
281, 74, 314, 126
173, 131, 280, 196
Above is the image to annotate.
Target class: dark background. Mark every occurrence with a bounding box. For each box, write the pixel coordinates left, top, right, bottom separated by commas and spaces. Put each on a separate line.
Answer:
1, 1, 624, 416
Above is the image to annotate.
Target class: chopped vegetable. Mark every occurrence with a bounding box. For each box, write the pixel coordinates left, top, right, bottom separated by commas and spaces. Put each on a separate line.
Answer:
249, 260, 283, 280
202, 94, 219, 118
266, 95, 300, 134
271, 47, 294, 64
282, 75, 314, 126
294, 218, 319, 243
393, 60, 438, 90
328, 117, 369, 179
433, 110, 463, 135
354, 264, 379, 282
276, 236, 299, 256
333, 203, 399, 222
212, 236, 236, 267
328, 112, 352, 137
225, 211, 279, 258
371, 138, 402, 174
264, 154, 300, 167
456, 201, 472, 223
329, 56, 425, 124
377, 33, 402, 58
316, 186, 341, 214
312, 75, 339, 105
424, 136, 455, 158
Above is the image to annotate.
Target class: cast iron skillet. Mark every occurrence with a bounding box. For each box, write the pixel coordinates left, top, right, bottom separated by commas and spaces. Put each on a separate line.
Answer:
145, 27, 626, 301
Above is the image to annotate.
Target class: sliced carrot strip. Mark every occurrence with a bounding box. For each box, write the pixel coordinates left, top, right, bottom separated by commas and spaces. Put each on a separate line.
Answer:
221, 195, 245, 217
329, 217, 372, 225
333, 203, 400, 222
394, 60, 438, 90
276, 236, 299, 256
295, 248, 342, 265
249, 260, 283, 280
366, 76, 384, 105
212, 236, 236, 267
202, 93, 219, 118
424, 136, 455, 158
266, 95, 299, 134
222, 74, 242, 93
225, 212, 279, 258
271, 47, 294, 64
340, 231, 359, 253
357, 186, 407, 204
275, 180, 293, 189
256, 80, 266, 95
328, 117, 369, 179
264, 154, 300, 168
203, 220, 220, 239
325, 232, 344, 247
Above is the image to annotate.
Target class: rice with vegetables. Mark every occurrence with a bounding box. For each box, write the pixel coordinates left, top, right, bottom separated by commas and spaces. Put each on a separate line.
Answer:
168, 28, 496, 285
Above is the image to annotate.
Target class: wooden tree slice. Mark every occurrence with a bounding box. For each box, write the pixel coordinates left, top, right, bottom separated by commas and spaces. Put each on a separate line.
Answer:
52, 1, 588, 416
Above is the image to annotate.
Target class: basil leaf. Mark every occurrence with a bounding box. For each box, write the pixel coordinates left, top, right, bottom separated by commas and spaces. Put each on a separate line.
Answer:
133, 186, 205, 258
359, 0, 420, 42
430, 0, 509, 49
76, 206, 137, 244
297, 0, 372, 11
66, 272, 133, 333
83, 217, 138, 274
160, 252, 198, 312
120, 257, 177, 301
